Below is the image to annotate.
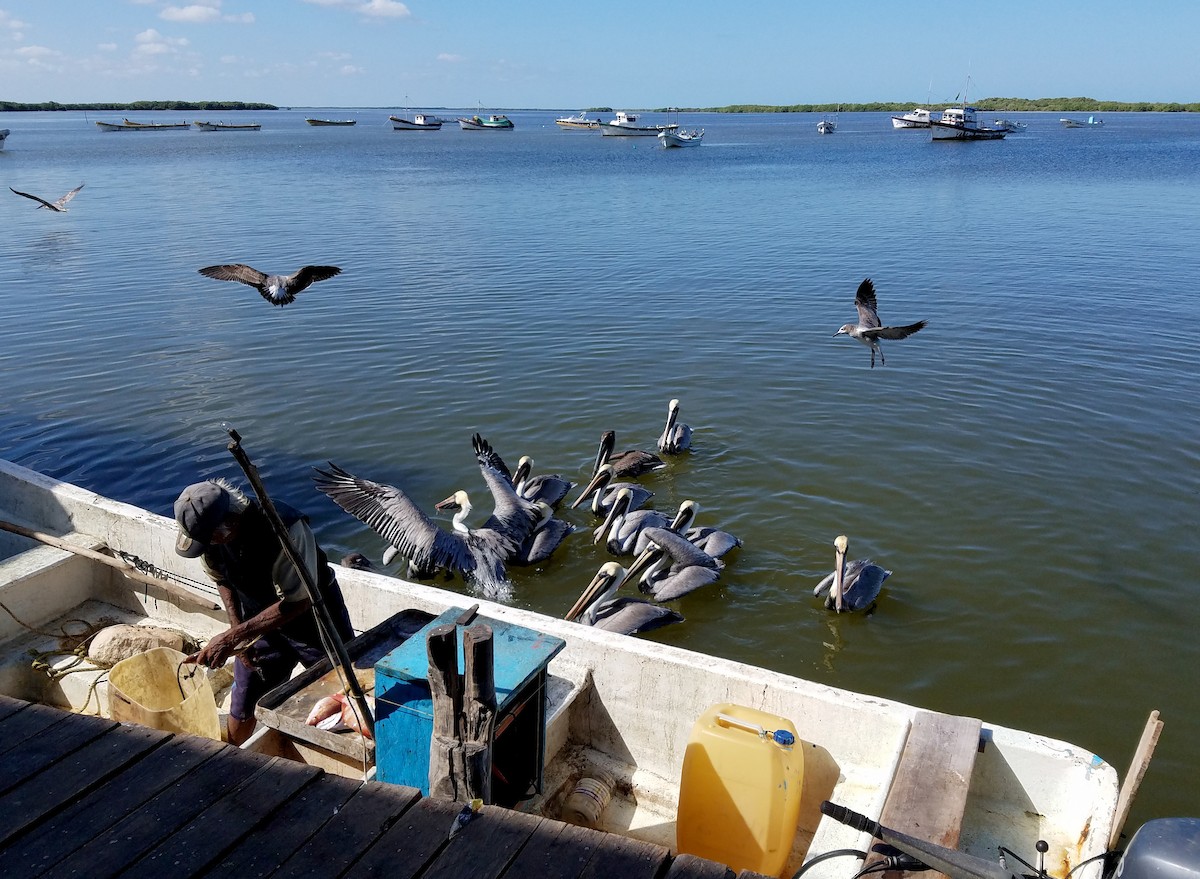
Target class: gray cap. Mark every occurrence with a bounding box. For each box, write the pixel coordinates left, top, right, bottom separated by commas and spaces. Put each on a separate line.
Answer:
174, 481, 231, 558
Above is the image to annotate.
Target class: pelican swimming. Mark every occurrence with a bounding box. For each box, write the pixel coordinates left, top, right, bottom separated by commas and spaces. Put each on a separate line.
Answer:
593, 430, 664, 478
593, 490, 696, 556
813, 534, 891, 613
339, 551, 374, 571
198, 263, 342, 307
512, 455, 573, 508
834, 278, 927, 367
566, 562, 685, 636
312, 434, 541, 596
656, 399, 693, 455
570, 463, 654, 516
620, 526, 722, 602
684, 521, 743, 560
510, 502, 576, 566
10, 183, 84, 212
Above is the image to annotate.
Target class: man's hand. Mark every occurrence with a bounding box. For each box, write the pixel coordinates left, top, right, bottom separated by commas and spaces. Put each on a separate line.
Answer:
188, 630, 247, 668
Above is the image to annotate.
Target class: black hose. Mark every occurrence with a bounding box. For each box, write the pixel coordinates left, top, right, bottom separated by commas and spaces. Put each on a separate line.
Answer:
792, 849, 870, 879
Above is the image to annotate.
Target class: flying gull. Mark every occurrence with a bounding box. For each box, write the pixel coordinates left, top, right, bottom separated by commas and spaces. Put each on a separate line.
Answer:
198, 263, 342, 307
834, 278, 927, 367
10, 183, 85, 212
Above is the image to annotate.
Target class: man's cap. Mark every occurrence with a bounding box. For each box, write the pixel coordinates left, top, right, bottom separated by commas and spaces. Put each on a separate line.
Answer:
174, 481, 232, 558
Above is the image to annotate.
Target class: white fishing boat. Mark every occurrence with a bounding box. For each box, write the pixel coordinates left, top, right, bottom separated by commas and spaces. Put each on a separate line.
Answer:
0, 456, 1124, 879
891, 107, 938, 129
96, 119, 190, 132
458, 114, 514, 130
658, 128, 704, 147
1061, 116, 1103, 128
555, 111, 601, 130
306, 118, 356, 126
599, 111, 679, 137
930, 106, 1007, 141
193, 120, 262, 131
390, 113, 443, 131
992, 118, 1027, 132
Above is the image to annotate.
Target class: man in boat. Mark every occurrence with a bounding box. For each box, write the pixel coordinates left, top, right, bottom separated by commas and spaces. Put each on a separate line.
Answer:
174, 479, 354, 745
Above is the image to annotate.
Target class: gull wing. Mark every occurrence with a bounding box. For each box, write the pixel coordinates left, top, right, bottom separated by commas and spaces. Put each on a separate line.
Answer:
289, 265, 342, 289
853, 278, 882, 328
10, 188, 57, 210
862, 319, 927, 341
56, 183, 85, 208
198, 264, 269, 288
312, 462, 474, 575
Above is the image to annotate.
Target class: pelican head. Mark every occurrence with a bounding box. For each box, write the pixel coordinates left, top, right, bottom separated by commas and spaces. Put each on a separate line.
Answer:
832, 534, 849, 611
570, 463, 615, 510
566, 561, 625, 623
593, 430, 617, 475
532, 501, 554, 531
513, 455, 534, 489
619, 539, 666, 592
435, 489, 473, 533
671, 499, 699, 531
593, 487, 634, 544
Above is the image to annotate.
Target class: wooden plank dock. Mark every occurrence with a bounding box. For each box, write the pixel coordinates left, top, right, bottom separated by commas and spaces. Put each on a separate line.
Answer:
0, 695, 768, 879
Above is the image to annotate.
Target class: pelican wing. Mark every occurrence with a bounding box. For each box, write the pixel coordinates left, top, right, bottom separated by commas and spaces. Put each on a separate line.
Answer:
862, 320, 927, 341
10, 188, 56, 210
686, 526, 742, 559
199, 264, 269, 288
593, 598, 684, 635
312, 463, 474, 575
56, 183, 85, 208
512, 517, 575, 566
472, 434, 541, 552
853, 278, 882, 328
289, 265, 342, 289
639, 527, 720, 570
646, 565, 721, 602
840, 560, 892, 611
521, 474, 573, 508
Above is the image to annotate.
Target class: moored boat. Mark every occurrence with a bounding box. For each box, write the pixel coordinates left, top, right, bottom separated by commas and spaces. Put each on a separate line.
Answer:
0, 455, 1122, 879
891, 107, 938, 129
458, 113, 514, 130
96, 119, 189, 131
930, 106, 1007, 140
390, 113, 443, 131
1061, 115, 1103, 128
992, 118, 1027, 132
599, 111, 679, 137
194, 120, 262, 131
306, 118, 356, 126
555, 111, 601, 130
658, 128, 704, 148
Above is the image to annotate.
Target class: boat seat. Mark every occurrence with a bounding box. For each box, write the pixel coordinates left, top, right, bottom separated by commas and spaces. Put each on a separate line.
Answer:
865, 709, 983, 879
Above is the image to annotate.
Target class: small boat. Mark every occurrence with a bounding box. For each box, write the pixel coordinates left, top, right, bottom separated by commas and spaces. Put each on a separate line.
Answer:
458, 113, 514, 130
817, 105, 840, 135
598, 111, 679, 137
0, 455, 1126, 879
555, 111, 601, 130
658, 128, 704, 148
930, 106, 1007, 141
0, 128, 8, 149
891, 107, 938, 129
1061, 115, 1103, 128
194, 120, 262, 131
992, 118, 1027, 132
390, 113, 442, 131
96, 119, 190, 131
306, 118, 356, 126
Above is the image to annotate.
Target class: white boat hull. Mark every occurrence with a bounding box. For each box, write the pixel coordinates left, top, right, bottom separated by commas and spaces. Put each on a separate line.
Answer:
600, 123, 678, 137
0, 457, 1118, 879
390, 115, 442, 131
658, 130, 703, 148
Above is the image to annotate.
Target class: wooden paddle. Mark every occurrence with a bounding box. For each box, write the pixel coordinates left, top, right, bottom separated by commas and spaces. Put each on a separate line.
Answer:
1108, 710, 1164, 850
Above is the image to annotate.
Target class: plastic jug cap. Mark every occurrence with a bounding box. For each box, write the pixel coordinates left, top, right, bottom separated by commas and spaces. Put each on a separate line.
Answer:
772, 729, 796, 746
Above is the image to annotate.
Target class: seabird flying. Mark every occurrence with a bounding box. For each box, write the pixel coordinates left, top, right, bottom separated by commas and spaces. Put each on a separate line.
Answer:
313, 434, 541, 597
565, 561, 685, 636
10, 183, 85, 212
593, 430, 665, 478
619, 526, 722, 602
657, 399, 693, 455
813, 534, 891, 613
834, 278, 927, 367
198, 263, 342, 307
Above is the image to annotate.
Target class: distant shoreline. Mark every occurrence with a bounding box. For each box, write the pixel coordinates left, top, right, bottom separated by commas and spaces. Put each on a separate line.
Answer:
0, 100, 277, 112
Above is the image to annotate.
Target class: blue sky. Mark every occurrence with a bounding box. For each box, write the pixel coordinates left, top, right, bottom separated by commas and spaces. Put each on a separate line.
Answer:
1, 1, 1196, 108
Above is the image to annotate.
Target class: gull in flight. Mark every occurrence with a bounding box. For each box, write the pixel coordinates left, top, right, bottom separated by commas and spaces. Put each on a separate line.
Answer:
198, 263, 342, 307
10, 183, 85, 212
834, 278, 927, 367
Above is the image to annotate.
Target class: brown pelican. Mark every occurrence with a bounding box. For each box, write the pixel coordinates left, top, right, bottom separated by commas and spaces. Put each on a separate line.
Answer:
511, 455, 573, 508
570, 464, 654, 516
656, 399, 693, 455
198, 263, 342, 307
813, 534, 891, 613
834, 278, 927, 367
566, 562, 685, 635
312, 434, 541, 597
685, 523, 743, 560
10, 183, 84, 212
510, 502, 576, 566
620, 526, 722, 602
594, 490, 695, 556
593, 430, 664, 478
339, 552, 374, 570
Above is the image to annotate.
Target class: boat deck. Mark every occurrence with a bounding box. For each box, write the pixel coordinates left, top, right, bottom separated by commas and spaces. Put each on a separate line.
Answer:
0, 694, 763, 879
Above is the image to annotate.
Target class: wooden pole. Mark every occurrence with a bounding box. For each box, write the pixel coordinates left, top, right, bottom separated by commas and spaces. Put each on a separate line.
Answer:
426, 623, 463, 801
1108, 710, 1164, 850
461, 623, 496, 804
0, 518, 220, 611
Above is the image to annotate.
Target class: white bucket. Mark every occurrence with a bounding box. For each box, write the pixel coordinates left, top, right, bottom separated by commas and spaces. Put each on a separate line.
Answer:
108, 646, 222, 741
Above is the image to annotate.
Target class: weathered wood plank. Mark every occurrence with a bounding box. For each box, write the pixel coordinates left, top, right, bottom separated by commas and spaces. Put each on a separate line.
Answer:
198, 774, 363, 878
341, 795, 466, 879
577, 831, 673, 879
0, 700, 68, 756
421, 803, 544, 879
0, 734, 226, 875
868, 710, 982, 879
501, 819, 609, 879
0, 721, 169, 846
42, 741, 267, 878
0, 693, 31, 722
0, 709, 115, 797
270, 778, 420, 878
665, 853, 736, 879
120, 756, 325, 879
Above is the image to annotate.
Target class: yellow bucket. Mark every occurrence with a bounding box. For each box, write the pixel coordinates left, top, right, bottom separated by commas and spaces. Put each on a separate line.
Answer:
108, 646, 222, 741
676, 703, 804, 877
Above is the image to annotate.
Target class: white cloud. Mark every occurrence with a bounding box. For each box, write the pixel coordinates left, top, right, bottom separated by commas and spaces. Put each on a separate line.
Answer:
224, 12, 254, 23
16, 44, 59, 59
1, 11, 30, 29
302, 0, 410, 19
340, 64, 364, 75
437, 53, 463, 63
133, 28, 189, 56
98, 42, 118, 51
161, 5, 221, 23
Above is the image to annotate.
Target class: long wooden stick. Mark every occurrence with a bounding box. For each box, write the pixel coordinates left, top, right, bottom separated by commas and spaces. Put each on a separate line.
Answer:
1108, 710, 1164, 850
0, 518, 220, 611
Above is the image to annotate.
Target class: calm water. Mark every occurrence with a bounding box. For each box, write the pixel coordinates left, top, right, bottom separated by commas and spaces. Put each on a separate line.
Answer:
3, 109, 1199, 825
